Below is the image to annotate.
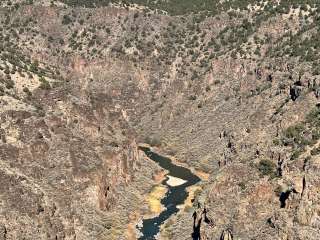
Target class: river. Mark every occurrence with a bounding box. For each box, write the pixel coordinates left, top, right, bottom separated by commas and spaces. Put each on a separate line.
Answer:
137, 146, 201, 239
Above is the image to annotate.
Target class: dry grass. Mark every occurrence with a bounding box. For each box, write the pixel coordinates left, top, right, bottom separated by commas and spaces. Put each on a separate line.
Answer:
146, 185, 167, 214
178, 185, 202, 210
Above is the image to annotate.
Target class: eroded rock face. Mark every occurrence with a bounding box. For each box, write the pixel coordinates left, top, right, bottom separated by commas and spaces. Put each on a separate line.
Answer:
2, 1, 320, 240
290, 85, 302, 101
220, 230, 233, 240
0, 70, 158, 239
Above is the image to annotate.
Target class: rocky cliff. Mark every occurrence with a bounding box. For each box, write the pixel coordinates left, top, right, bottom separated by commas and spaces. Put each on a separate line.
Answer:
1, 0, 320, 239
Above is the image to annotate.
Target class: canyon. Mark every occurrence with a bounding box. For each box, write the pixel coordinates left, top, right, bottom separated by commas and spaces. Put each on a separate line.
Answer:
1, 0, 320, 239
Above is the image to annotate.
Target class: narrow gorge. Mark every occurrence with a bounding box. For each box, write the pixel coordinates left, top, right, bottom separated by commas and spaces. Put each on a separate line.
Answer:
137, 147, 201, 239
2, 1, 320, 239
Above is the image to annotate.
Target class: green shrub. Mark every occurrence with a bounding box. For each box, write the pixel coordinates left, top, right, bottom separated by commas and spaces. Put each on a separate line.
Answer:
291, 149, 302, 160
273, 139, 280, 145
312, 129, 320, 141
39, 77, 51, 90
23, 86, 32, 96
306, 107, 320, 126
283, 124, 305, 139
29, 61, 39, 73
5, 79, 14, 89
238, 182, 246, 190
258, 159, 276, 177
0, 86, 4, 96
62, 15, 72, 25
311, 146, 320, 156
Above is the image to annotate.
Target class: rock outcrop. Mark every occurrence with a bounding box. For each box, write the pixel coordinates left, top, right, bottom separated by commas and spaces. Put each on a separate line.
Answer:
1, 1, 320, 239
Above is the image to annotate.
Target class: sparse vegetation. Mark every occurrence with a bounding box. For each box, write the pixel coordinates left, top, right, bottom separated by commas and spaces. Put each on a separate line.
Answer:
258, 159, 276, 177
62, 15, 72, 25
275, 106, 320, 160
23, 86, 32, 96
2, 1, 320, 239
311, 146, 320, 156
39, 76, 51, 90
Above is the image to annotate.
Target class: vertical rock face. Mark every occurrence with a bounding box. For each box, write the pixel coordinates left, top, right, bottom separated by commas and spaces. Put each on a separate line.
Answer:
0, 51, 152, 238
0, 92, 144, 239
290, 85, 302, 101
3, 1, 320, 240
95, 141, 139, 211
220, 230, 233, 240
